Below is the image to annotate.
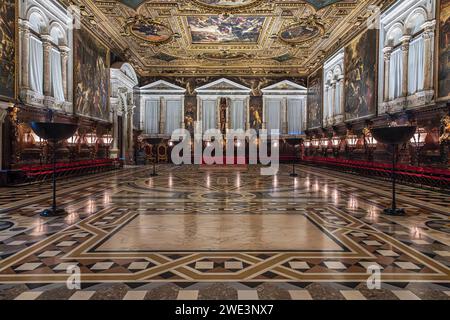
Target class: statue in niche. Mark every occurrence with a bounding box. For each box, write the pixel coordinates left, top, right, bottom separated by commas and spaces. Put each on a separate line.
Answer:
219, 97, 227, 134
440, 115, 450, 144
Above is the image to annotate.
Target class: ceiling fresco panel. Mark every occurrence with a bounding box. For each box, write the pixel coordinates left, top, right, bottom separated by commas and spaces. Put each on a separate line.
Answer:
187, 16, 265, 44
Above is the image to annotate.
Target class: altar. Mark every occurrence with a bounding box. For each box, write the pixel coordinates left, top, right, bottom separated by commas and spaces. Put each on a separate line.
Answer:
194, 78, 251, 133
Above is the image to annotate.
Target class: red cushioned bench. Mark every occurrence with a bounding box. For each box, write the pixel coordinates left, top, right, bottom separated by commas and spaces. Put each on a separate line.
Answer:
301, 156, 450, 190
18, 158, 121, 184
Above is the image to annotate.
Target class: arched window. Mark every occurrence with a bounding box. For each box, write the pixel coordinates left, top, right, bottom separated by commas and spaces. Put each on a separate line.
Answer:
287, 98, 305, 134
406, 11, 427, 95
144, 99, 160, 134
386, 26, 403, 100
28, 11, 45, 95
323, 49, 344, 125
333, 66, 343, 116
324, 71, 334, 122
49, 25, 66, 102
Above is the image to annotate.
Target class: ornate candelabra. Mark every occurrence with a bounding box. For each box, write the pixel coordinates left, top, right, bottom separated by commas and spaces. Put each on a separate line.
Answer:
30, 122, 78, 217
371, 125, 416, 216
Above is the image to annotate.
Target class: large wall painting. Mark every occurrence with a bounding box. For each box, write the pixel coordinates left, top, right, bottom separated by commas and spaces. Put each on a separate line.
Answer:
0, 0, 16, 101
307, 69, 323, 129
344, 29, 377, 120
74, 28, 110, 120
438, 0, 450, 100
187, 16, 265, 44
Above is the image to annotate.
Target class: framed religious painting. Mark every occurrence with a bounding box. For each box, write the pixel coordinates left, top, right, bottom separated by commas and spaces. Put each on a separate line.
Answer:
0, 0, 17, 102
73, 28, 110, 121
307, 68, 323, 129
344, 29, 378, 120
438, 0, 450, 100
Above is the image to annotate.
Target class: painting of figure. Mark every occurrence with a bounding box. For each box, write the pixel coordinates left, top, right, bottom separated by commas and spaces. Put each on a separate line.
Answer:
74, 29, 109, 120
131, 21, 172, 43
438, 0, 450, 99
184, 98, 197, 135
249, 99, 263, 132
307, 69, 323, 129
195, 0, 256, 7
280, 24, 322, 43
188, 16, 265, 43
0, 0, 16, 101
344, 29, 377, 120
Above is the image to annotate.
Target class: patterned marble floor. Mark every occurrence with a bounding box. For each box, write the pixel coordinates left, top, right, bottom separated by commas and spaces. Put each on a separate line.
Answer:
0, 164, 449, 300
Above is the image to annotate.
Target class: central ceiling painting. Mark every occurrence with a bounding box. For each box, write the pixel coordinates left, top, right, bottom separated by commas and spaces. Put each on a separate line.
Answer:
73, 0, 377, 77
188, 16, 265, 44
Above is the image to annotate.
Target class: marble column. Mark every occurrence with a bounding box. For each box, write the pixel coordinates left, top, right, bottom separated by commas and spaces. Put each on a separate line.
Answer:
422, 21, 436, 91
139, 97, 145, 131
324, 85, 329, 123
59, 46, 70, 100
262, 98, 266, 130
127, 106, 134, 159
197, 97, 203, 129
122, 106, 128, 159
246, 97, 250, 130
226, 98, 230, 130
41, 35, 53, 98
110, 100, 119, 158
338, 76, 345, 115
400, 36, 411, 98
383, 47, 392, 102
330, 80, 336, 124
181, 96, 185, 129
19, 19, 30, 90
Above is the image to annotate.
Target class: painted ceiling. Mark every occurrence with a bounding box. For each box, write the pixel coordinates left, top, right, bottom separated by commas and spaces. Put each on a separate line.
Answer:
68, 0, 392, 77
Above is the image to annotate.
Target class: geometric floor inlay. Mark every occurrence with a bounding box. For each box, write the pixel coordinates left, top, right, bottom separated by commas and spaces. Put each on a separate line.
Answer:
0, 164, 449, 299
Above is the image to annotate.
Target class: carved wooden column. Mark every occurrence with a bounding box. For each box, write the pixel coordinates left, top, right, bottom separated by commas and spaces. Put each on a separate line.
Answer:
159, 97, 166, 134
400, 36, 411, 98
19, 19, 30, 91
383, 47, 392, 102
282, 97, 288, 134
216, 97, 221, 130
0, 103, 10, 170
41, 34, 52, 98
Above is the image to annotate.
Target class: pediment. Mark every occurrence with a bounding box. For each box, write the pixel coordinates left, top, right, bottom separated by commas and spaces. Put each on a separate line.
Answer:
195, 78, 251, 93
140, 80, 186, 93
261, 80, 307, 93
